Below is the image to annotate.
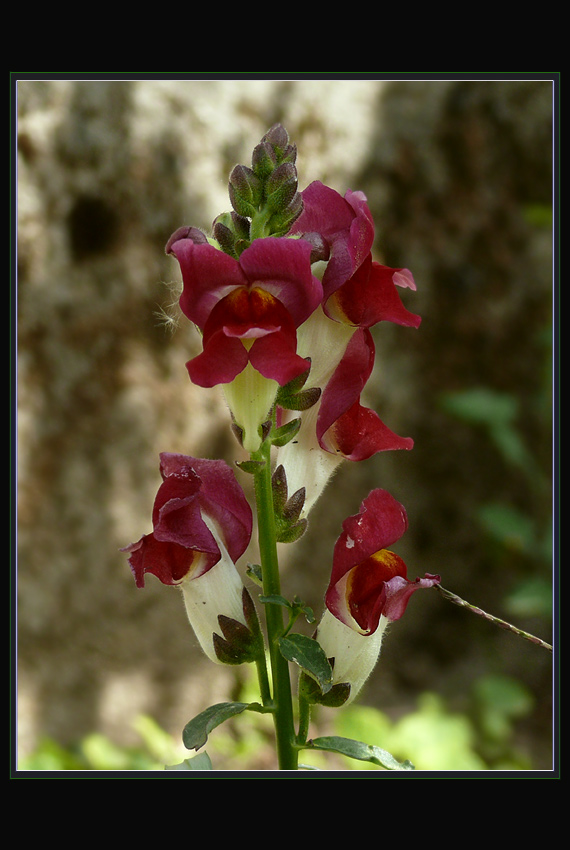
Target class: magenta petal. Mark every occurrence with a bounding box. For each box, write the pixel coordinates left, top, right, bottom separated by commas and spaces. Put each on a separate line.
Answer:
248, 333, 310, 385
392, 267, 416, 290
291, 182, 375, 300
175, 454, 253, 564
170, 239, 247, 329
123, 534, 204, 588
291, 180, 355, 236
325, 259, 422, 329
325, 402, 414, 461
238, 237, 322, 326
154, 481, 219, 555
381, 573, 441, 621
344, 189, 375, 270
121, 454, 253, 588
186, 330, 248, 388
331, 489, 409, 583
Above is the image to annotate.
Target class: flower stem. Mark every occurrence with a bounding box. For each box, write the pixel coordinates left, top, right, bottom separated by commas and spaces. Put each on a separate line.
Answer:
252, 437, 299, 770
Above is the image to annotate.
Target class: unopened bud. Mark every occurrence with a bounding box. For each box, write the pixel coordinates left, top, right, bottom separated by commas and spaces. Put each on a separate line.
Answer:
251, 141, 278, 181
212, 213, 238, 257
267, 191, 304, 236
165, 225, 209, 254
229, 164, 263, 218
265, 162, 298, 213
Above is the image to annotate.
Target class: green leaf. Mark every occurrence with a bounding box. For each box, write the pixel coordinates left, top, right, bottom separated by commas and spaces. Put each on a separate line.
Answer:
305, 736, 415, 771
182, 702, 267, 751
259, 594, 292, 609
165, 751, 214, 770
278, 633, 333, 694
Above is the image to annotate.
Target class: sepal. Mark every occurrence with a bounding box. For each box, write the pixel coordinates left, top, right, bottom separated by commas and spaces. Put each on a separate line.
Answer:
213, 588, 265, 665
270, 417, 302, 447
272, 464, 308, 543
275, 359, 322, 412
298, 668, 351, 708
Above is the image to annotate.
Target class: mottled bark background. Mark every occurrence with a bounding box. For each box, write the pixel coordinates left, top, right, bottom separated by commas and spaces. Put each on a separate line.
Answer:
16, 78, 555, 771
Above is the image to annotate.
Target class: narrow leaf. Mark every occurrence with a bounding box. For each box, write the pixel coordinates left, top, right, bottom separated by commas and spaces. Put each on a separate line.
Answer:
305, 736, 415, 770
182, 701, 266, 751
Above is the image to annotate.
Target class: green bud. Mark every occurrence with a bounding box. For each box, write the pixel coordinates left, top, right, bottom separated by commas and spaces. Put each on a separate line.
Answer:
229, 164, 263, 218
267, 191, 303, 236
262, 124, 297, 165
264, 162, 298, 213
251, 141, 278, 181
231, 211, 251, 241
212, 212, 239, 257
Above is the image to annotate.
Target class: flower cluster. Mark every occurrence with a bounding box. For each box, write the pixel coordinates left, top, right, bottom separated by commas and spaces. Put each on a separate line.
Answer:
122, 124, 439, 711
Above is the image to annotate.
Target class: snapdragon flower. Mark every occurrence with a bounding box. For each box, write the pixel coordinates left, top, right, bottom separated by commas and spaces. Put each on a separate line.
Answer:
166, 232, 322, 452
121, 454, 259, 664
290, 181, 421, 330
315, 489, 440, 702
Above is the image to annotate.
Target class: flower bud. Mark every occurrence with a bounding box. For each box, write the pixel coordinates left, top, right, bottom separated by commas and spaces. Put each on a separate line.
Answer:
264, 162, 298, 213
229, 164, 263, 218
212, 213, 238, 257
165, 225, 209, 254
267, 190, 304, 237
261, 123, 297, 164
251, 140, 278, 181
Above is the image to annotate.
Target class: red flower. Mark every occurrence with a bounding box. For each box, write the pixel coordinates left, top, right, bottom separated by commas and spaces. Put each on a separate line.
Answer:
315, 490, 439, 702
121, 453, 252, 588
291, 181, 420, 329
325, 489, 440, 635
166, 234, 323, 388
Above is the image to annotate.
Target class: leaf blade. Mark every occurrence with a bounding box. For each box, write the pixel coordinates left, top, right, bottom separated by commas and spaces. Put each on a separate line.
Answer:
182, 701, 266, 751
305, 735, 415, 771
278, 633, 333, 694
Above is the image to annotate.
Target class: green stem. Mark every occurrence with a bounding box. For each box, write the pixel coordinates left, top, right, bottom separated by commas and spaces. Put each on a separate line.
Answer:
296, 692, 311, 747
255, 654, 272, 707
250, 206, 272, 241
252, 438, 298, 770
